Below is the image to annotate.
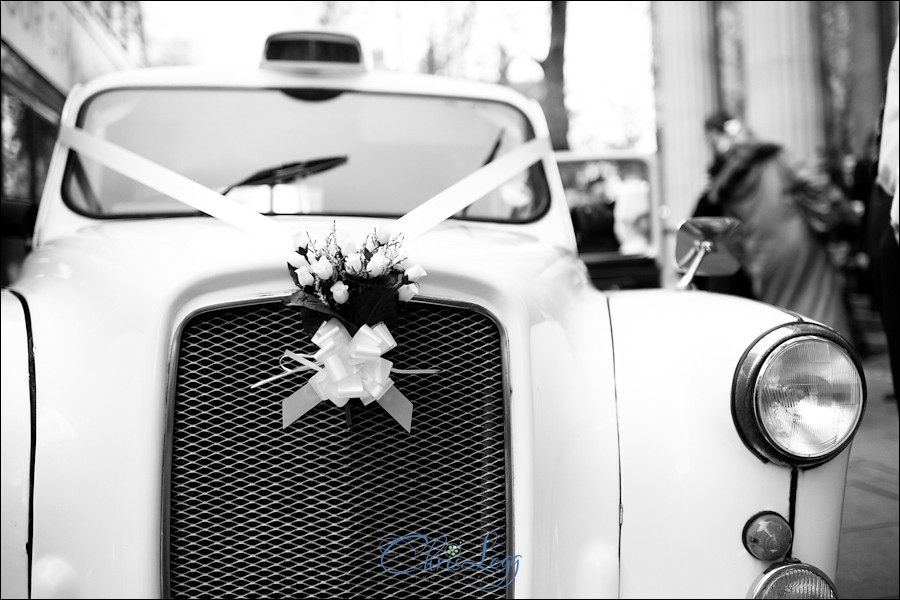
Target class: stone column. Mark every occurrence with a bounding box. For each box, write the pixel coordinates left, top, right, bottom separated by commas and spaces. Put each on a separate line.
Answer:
741, 1, 825, 168
848, 1, 887, 157
651, 1, 718, 286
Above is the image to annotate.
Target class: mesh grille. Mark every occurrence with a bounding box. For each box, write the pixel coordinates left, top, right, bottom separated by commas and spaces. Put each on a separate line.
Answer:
167, 301, 510, 598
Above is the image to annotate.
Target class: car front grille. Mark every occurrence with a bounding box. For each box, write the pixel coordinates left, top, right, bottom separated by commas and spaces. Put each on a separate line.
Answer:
166, 300, 510, 598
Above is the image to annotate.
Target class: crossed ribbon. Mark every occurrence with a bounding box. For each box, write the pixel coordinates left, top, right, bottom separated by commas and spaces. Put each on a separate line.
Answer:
251, 319, 438, 432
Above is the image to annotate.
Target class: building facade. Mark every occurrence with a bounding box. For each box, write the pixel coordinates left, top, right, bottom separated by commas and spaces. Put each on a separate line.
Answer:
1, 0, 144, 285
652, 0, 899, 283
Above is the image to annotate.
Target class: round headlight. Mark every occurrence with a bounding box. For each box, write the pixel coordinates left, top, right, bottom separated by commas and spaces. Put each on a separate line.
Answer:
733, 323, 866, 468
748, 561, 837, 599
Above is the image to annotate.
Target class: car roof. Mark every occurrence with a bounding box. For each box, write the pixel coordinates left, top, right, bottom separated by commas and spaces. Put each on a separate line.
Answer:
72, 65, 535, 110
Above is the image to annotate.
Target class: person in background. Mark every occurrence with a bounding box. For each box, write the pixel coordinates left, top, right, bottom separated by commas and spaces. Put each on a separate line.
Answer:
695, 110, 852, 340
613, 166, 652, 255
570, 174, 620, 253
875, 33, 899, 405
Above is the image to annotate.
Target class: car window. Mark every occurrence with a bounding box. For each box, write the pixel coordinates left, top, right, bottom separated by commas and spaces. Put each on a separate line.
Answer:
63, 88, 549, 223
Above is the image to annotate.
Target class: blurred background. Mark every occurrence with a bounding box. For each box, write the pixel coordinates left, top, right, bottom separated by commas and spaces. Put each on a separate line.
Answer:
3, 1, 898, 256
1, 2, 898, 597
4, 1, 897, 223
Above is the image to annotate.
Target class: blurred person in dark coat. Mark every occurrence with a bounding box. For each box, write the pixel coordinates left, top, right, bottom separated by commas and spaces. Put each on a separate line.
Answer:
694, 111, 851, 340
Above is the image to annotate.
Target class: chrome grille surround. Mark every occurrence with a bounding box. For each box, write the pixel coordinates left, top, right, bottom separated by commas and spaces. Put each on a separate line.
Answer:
163, 298, 512, 598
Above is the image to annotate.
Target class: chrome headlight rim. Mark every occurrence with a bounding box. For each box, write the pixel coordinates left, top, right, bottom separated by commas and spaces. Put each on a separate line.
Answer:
747, 560, 837, 599
733, 322, 867, 469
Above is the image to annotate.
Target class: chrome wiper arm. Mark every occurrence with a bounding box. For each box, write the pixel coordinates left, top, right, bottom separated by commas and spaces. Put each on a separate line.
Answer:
222, 155, 348, 195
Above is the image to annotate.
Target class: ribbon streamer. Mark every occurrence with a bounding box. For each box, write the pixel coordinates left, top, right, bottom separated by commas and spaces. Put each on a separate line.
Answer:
58, 126, 297, 257
58, 126, 548, 431
251, 319, 438, 432
58, 125, 551, 246
393, 136, 552, 240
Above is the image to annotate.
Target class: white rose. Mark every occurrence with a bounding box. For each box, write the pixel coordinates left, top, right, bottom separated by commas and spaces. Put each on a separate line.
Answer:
312, 256, 334, 280
296, 266, 315, 287
376, 226, 392, 245
398, 283, 419, 302
404, 264, 427, 282
367, 253, 389, 277
345, 253, 363, 273
293, 232, 309, 250
287, 252, 310, 269
330, 281, 350, 304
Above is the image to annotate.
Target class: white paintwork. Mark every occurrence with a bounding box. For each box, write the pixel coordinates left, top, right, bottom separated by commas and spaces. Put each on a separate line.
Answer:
1, 292, 31, 599
792, 450, 851, 575
610, 291, 790, 597
609, 290, 850, 598
0, 50, 860, 599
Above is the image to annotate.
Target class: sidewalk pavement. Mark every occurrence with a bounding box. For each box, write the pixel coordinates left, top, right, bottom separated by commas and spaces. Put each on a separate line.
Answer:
836, 350, 899, 599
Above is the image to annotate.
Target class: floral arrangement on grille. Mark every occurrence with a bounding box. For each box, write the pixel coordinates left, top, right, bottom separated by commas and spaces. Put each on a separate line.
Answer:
252, 223, 435, 433
285, 224, 426, 336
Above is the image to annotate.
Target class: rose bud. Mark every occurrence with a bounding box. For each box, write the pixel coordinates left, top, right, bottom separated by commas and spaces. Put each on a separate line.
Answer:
330, 281, 350, 304
404, 264, 427, 282
287, 252, 310, 269
296, 266, 315, 287
312, 257, 334, 280
398, 283, 419, 302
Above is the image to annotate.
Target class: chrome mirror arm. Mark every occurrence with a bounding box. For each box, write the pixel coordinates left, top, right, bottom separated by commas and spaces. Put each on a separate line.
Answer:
676, 240, 714, 290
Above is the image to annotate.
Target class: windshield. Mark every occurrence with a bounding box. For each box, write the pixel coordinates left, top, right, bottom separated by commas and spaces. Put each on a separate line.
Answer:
64, 88, 549, 222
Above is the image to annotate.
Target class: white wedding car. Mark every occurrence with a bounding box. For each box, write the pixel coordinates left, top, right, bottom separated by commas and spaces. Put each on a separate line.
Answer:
1, 32, 866, 599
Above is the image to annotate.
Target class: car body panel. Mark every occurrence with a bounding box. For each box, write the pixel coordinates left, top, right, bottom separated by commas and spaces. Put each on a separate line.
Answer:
12, 218, 623, 598
610, 291, 794, 597
1, 291, 31, 600
791, 454, 850, 574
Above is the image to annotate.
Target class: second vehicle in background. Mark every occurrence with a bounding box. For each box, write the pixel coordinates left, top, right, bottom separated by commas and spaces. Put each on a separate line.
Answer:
556, 150, 664, 290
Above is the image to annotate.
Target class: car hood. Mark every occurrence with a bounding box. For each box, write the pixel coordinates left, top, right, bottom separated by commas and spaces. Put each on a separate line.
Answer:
17, 216, 579, 308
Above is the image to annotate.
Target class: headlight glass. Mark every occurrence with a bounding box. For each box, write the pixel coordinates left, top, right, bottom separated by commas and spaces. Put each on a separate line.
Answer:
749, 562, 837, 599
755, 336, 863, 459
733, 323, 867, 468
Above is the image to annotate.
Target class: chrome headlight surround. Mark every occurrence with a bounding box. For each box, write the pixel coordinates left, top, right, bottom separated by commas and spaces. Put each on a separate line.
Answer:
748, 561, 837, 599
733, 322, 866, 468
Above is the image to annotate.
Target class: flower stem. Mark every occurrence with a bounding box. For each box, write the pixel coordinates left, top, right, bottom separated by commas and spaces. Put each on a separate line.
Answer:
344, 402, 353, 431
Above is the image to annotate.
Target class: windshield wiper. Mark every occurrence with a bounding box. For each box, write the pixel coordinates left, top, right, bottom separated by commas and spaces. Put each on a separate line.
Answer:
221, 156, 348, 195
481, 130, 505, 167
458, 130, 505, 218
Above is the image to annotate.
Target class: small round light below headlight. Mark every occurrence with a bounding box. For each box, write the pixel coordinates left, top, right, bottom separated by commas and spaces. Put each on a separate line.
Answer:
749, 562, 836, 599
743, 511, 792, 561
756, 336, 863, 459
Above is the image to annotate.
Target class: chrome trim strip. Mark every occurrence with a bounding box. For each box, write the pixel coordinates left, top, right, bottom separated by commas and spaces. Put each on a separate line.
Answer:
746, 561, 837, 599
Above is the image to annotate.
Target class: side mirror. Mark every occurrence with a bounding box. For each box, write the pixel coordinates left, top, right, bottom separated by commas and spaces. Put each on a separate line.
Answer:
675, 217, 743, 290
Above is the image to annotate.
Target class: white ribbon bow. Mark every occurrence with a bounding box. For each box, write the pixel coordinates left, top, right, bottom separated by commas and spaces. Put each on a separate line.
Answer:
252, 319, 437, 432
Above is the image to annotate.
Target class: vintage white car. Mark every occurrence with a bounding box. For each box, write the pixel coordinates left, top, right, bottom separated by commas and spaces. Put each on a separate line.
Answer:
1, 32, 867, 599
